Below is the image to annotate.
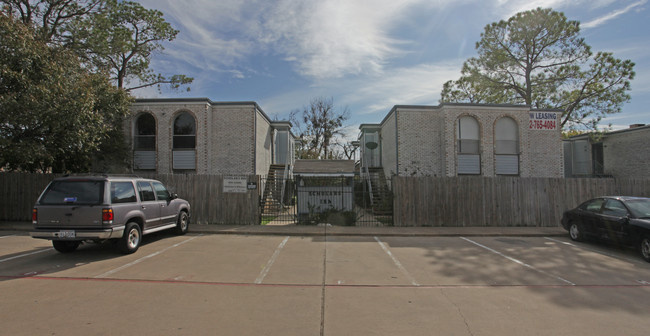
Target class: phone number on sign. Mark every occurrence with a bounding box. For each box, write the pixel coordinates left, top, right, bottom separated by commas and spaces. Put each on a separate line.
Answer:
529, 119, 556, 130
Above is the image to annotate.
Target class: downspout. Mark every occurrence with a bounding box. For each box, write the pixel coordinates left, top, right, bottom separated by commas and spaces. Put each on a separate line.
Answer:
395, 109, 399, 176
253, 107, 257, 175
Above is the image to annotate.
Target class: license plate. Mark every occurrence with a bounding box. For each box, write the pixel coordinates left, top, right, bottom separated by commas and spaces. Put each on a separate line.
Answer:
58, 230, 76, 238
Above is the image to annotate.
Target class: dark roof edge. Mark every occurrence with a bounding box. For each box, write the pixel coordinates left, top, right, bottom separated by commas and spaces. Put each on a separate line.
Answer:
378, 103, 562, 127
132, 98, 291, 125
568, 124, 650, 140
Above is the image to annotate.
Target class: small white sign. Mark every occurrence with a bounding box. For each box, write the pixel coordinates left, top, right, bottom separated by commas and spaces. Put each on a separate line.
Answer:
529, 112, 558, 130
223, 176, 248, 193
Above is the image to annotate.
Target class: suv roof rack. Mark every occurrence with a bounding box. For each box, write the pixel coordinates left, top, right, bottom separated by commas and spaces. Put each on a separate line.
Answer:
62, 173, 141, 178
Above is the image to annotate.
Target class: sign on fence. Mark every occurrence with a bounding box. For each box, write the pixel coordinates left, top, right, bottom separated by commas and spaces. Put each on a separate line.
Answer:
223, 176, 248, 193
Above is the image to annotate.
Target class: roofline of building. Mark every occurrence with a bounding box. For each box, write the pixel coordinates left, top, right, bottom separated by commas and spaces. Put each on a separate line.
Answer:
567, 124, 650, 140
376, 103, 562, 128
359, 123, 381, 130
132, 98, 291, 126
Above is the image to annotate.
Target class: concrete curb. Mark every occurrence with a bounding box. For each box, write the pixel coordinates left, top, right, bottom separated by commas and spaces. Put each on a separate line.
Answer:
2, 221, 567, 237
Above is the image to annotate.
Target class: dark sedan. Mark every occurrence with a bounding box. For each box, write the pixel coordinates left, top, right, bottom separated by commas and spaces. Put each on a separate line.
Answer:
561, 196, 650, 262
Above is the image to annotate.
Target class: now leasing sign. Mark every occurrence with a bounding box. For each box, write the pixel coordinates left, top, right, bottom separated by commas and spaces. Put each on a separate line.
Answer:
529, 112, 558, 130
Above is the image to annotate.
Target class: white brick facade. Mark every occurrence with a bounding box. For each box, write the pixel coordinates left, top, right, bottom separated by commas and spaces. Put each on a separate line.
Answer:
370, 104, 563, 177
128, 98, 288, 175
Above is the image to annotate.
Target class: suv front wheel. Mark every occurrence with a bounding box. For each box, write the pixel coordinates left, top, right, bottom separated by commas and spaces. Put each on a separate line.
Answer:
118, 222, 141, 254
176, 211, 189, 235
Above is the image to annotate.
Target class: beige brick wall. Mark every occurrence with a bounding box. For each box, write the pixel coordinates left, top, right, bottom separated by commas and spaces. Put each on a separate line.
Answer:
378, 104, 563, 177
442, 105, 563, 177
209, 104, 256, 175
521, 114, 564, 178
603, 127, 650, 178
394, 107, 445, 177
380, 112, 397, 177
129, 100, 264, 175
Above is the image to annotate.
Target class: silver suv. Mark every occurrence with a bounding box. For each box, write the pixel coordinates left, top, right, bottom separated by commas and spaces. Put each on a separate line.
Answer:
30, 175, 191, 254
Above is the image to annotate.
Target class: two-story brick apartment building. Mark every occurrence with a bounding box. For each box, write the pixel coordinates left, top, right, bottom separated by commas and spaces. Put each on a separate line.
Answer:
359, 103, 564, 178
127, 98, 294, 176
128, 100, 563, 179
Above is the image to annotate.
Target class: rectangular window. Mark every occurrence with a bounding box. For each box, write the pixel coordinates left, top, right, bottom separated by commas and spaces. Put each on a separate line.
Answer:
495, 155, 519, 175
111, 182, 137, 203
134, 151, 156, 170
173, 135, 196, 149
495, 140, 519, 155
152, 182, 170, 201
458, 139, 479, 154
458, 154, 481, 175
40, 181, 103, 205
137, 182, 156, 202
134, 136, 155, 150
173, 150, 196, 170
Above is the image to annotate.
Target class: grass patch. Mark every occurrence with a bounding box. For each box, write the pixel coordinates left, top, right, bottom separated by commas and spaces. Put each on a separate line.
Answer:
261, 216, 277, 225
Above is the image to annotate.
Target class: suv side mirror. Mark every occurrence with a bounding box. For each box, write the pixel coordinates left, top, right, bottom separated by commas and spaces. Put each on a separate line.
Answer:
171, 193, 178, 200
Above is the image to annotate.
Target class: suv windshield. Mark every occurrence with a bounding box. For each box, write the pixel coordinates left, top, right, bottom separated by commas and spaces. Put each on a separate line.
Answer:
40, 180, 104, 205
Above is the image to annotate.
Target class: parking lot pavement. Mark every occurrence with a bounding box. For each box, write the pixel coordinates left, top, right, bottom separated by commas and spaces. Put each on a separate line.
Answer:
1, 231, 650, 335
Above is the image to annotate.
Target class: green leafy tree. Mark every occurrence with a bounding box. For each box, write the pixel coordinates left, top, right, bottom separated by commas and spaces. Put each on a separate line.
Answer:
290, 97, 350, 160
0, 13, 131, 172
1, 0, 105, 42
70, 0, 192, 91
440, 8, 635, 131
2, 0, 192, 92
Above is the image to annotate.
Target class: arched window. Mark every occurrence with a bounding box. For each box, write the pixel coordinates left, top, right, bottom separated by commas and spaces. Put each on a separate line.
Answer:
172, 112, 196, 170
495, 117, 519, 175
457, 116, 480, 175
133, 113, 156, 170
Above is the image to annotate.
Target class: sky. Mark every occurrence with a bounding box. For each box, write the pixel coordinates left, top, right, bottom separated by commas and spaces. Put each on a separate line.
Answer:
133, 0, 650, 139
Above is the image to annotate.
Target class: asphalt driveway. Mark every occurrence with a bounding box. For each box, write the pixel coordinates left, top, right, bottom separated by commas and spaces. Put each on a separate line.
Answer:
1, 230, 650, 335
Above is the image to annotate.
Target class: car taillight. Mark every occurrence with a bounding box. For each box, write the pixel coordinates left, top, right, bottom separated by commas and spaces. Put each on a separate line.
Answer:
102, 208, 114, 224
32, 208, 37, 224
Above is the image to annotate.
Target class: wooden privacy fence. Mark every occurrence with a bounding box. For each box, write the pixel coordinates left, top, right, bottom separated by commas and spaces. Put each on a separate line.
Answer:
392, 176, 650, 227
0, 173, 259, 225
141, 174, 259, 225
3, 173, 650, 227
0, 173, 55, 222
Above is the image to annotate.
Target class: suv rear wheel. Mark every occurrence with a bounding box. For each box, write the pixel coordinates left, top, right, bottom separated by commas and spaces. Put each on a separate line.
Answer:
52, 240, 80, 253
118, 222, 141, 254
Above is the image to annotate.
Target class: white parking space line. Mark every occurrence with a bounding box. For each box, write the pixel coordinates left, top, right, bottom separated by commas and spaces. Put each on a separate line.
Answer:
0, 248, 53, 263
374, 236, 420, 286
0, 234, 17, 239
95, 235, 202, 278
255, 236, 289, 284
461, 237, 575, 286
544, 237, 643, 265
